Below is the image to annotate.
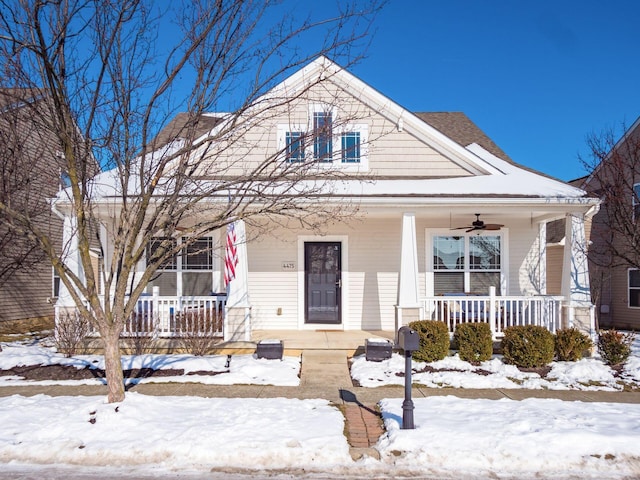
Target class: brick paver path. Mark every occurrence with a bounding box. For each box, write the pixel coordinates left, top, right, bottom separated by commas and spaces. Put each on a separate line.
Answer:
343, 404, 384, 448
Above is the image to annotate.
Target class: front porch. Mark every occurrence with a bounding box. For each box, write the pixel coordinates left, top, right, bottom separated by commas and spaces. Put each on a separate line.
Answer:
118, 292, 569, 350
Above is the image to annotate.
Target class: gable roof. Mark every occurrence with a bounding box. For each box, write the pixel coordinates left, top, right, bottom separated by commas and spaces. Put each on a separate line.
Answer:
414, 112, 512, 163
63, 56, 597, 207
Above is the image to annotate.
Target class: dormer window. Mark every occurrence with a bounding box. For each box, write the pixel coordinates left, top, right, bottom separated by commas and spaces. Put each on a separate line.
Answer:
341, 131, 360, 163
313, 111, 333, 161
277, 106, 368, 171
285, 131, 305, 162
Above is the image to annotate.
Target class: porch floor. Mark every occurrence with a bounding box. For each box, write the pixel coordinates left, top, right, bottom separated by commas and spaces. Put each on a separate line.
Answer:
217, 329, 395, 356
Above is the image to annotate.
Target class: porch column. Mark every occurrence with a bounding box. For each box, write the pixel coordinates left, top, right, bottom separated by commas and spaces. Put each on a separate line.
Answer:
561, 213, 595, 336
56, 214, 83, 309
224, 219, 251, 342
396, 212, 421, 331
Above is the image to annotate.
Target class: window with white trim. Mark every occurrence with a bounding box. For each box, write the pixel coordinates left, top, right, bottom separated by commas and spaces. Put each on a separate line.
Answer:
285, 131, 305, 162
277, 107, 369, 171
432, 234, 502, 295
313, 111, 333, 161
341, 131, 360, 163
146, 236, 217, 296
629, 269, 640, 308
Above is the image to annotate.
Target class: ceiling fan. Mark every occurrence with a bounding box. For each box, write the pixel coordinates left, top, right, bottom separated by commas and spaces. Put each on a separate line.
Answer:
452, 214, 504, 233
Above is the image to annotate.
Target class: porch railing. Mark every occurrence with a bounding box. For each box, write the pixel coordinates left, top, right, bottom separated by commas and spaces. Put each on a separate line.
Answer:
123, 294, 226, 338
420, 294, 564, 337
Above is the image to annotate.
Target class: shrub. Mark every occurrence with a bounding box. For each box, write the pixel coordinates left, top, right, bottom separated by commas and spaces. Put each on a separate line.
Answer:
55, 311, 91, 357
554, 328, 593, 362
179, 309, 222, 356
501, 325, 555, 368
407, 320, 450, 362
453, 323, 493, 363
597, 330, 635, 366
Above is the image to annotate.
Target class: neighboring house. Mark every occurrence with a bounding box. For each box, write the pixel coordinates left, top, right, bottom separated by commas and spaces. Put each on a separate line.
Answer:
573, 117, 640, 330
53, 57, 600, 341
0, 89, 65, 325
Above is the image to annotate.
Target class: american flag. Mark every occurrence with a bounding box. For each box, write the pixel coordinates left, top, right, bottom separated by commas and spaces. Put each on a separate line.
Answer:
224, 222, 238, 288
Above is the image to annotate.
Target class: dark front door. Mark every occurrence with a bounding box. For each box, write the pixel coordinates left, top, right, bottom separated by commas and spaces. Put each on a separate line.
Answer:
305, 242, 341, 324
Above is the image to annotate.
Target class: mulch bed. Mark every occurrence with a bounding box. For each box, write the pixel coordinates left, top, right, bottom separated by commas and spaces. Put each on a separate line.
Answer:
0, 364, 226, 381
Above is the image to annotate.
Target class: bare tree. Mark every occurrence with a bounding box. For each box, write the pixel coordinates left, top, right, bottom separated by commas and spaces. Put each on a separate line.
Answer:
0, 0, 381, 402
580, 122, 640, 272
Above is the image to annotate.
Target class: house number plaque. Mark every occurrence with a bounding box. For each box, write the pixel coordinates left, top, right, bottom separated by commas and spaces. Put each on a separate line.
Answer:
281, 261, 295, 270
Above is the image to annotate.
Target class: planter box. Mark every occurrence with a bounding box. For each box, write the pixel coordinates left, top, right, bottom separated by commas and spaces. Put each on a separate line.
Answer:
256, 339, 284, 360
365, 338, 393, 362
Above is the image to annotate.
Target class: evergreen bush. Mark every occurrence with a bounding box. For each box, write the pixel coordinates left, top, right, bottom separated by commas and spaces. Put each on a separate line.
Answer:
408, 320, 450, 362
453, 322, 493, 363
501, 325, 555, 368
554, 327, 592, 361
597, 329, 635, 366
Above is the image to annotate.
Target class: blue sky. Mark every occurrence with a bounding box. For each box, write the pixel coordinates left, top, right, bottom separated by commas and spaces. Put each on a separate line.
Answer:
347, 0, 640, 181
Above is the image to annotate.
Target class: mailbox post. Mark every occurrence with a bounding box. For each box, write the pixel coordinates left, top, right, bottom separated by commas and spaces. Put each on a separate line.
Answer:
397, 326, 419, 429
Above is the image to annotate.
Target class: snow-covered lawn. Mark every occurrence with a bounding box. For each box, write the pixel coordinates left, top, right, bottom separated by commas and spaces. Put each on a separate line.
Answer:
0, 337, 639, 478
0, 342, 301, 387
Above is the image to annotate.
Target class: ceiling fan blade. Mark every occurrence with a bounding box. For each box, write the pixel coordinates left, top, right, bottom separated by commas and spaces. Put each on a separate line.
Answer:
451, 226, 471, 230
484, 224, 504, 230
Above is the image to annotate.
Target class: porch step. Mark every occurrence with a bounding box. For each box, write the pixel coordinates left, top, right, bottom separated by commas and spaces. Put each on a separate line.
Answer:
301, 350, 352, 387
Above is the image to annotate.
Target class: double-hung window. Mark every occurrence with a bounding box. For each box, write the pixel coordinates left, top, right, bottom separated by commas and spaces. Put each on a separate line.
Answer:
629, 269, 640, 307
146, 237, 178, 296
341, 131, 360, 163
313, 111, 333, 161
182, 237, 214, 296
146, 236, 216, 297
432, 234, 502, 295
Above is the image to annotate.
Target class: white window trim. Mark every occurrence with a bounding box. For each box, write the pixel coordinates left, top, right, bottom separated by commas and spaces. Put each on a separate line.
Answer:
425, 228, 508, 296
296, 234, 349, 331
276, 104, 369, 172
629, 268, 640, 309
145, 235, 222, 296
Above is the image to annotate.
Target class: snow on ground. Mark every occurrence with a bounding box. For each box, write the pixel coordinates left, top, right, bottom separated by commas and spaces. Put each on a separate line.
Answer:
0, 337, 640, 478
0, 343, 301, 386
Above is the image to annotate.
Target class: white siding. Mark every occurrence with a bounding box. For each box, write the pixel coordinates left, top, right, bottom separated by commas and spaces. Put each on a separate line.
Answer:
246, 218, 403, 330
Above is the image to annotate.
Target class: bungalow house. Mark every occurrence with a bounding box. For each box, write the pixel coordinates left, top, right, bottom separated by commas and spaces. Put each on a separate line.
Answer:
572, 117, 640, 330
53, 57, 599, 342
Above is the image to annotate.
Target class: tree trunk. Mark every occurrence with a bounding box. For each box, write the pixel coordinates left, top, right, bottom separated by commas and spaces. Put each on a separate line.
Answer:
103, 332, 125, 403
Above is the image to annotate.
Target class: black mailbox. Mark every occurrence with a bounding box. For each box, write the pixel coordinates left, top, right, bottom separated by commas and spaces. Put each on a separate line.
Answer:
397, 326, 420, 352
